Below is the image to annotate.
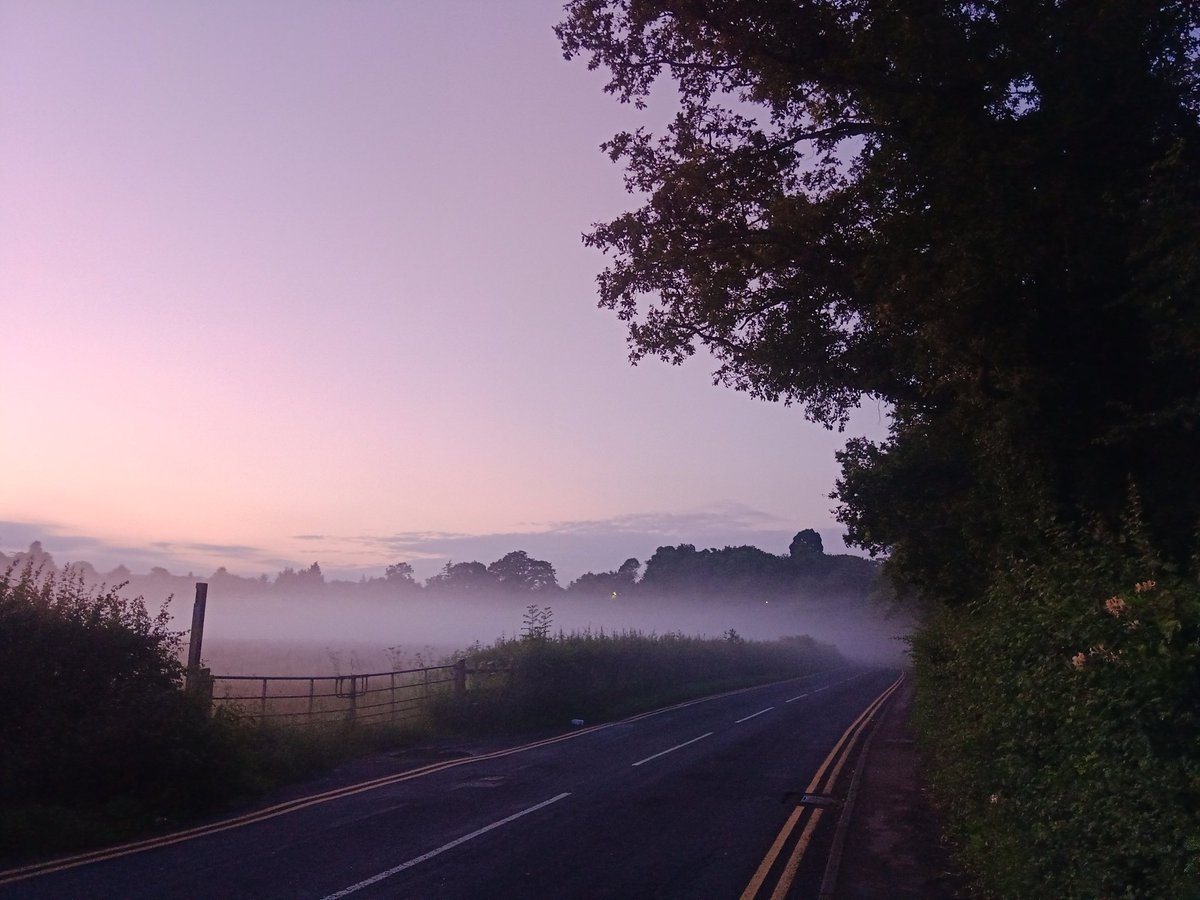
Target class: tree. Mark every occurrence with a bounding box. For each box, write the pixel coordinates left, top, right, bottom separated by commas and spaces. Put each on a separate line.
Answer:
425, 560, 496, 593
567, 557, 641, 597
558, 2, 1200, 597
384, 561, 417, 589
617, 557, 641, 583
788, 529, 823, 559
639, 544, 704, 595
486, 551, 560, 594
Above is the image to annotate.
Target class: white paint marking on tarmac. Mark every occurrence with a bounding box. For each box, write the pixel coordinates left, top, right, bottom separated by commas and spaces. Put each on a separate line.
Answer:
785, 693, 810, 703
631, 732, 714, 767
735, 706, 775, 724
319, 792, 572, 899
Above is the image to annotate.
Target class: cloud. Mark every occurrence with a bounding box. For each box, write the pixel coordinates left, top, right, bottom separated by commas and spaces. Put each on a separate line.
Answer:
0, 520, 288, 578
547, 502, 789, 537
180, 542, 263, 556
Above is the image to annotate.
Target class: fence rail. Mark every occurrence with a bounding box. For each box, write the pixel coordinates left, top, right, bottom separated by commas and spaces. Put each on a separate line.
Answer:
205, 660, 478, 726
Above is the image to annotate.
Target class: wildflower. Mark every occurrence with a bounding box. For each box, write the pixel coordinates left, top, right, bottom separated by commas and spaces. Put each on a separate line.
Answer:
1134, 580, 1157, 593
1071, 652, 1087, 670
989, 793, 1000, 805
1104, 596, 1130, 617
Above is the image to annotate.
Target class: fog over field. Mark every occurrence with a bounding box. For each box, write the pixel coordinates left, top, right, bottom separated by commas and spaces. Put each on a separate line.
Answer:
193, 590, 909, 676
3, 536, 906, 675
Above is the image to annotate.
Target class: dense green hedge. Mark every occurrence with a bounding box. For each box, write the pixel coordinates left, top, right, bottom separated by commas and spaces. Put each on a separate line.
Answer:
431, 625, 844, 732
0, 564, 263, 856
911, 528, 1200, 899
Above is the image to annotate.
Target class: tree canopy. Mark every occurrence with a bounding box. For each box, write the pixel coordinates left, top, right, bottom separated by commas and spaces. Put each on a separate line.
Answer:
487, 551, 560, 593
558, 1, 1200, 599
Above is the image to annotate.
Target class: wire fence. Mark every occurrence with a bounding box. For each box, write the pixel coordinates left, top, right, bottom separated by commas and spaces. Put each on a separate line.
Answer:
205, 661, 474, 727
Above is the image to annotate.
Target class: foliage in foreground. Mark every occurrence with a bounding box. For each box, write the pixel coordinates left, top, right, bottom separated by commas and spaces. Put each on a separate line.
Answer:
430, 625, 843, 733
559, 5, 1200, 897
0, 563, 838, 861
911, 523, 1200, 900
0, 564, 421, 860
0, 563, 221, 854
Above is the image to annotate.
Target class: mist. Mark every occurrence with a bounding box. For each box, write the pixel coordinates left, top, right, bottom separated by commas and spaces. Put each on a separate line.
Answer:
189, 588, 911, 676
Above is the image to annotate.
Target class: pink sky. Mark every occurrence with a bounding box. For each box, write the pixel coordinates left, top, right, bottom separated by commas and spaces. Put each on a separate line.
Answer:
1, 1, 887, 582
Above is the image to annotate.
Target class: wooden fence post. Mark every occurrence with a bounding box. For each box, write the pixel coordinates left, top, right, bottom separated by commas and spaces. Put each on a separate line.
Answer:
185, 583, 212, 708
454, 659, 467, 695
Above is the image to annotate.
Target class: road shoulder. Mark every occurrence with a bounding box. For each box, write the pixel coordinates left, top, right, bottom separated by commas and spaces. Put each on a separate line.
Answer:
826, 676, 967, 899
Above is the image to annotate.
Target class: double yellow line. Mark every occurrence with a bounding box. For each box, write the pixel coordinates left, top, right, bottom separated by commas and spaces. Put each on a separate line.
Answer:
0, 722, 612, 887
740, 673, 903, 900
0, 672, 823, 887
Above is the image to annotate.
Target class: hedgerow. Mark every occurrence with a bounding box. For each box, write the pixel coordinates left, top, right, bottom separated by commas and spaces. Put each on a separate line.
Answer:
430, 623, 843, 732
911, 524, 1200, 899
0, 563, 259, 856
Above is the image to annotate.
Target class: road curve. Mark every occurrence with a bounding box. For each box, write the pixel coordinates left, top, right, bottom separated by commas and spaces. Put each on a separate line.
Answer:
1, 667, 901, 899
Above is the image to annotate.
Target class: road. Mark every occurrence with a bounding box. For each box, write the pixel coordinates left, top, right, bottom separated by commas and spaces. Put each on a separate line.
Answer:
0, 667, 901, 899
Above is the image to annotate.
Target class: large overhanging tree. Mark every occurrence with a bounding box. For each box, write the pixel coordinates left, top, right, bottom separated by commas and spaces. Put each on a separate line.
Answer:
557, 1, 1200, 600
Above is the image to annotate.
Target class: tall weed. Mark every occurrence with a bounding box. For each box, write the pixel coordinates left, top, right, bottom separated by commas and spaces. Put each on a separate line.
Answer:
431, 628, 842, 732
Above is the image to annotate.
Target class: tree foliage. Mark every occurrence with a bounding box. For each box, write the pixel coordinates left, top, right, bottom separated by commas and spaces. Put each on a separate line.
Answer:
0, 563, 242, 851
633, 535, 877, 600
487, 551, 560, 594
912, 522, 1200, 898
567, 557, 641, 597
557, 0, 1200, 596
425, 560, 495, 594
560, 8, 1200, 892
788, 528, 823, 558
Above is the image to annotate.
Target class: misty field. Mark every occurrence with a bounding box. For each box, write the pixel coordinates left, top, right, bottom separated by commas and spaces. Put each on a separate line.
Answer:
3, 559, 862, 862
187, 589, 908, 679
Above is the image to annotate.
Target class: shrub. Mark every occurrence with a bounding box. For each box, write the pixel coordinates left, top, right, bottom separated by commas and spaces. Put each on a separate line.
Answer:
0, 563, 248, 855
430, 627, 843, 732
911, 525, 1200, 899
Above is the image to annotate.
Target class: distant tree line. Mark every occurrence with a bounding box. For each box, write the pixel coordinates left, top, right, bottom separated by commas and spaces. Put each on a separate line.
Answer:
566, 529, 878, 602
1, 529, 879, 606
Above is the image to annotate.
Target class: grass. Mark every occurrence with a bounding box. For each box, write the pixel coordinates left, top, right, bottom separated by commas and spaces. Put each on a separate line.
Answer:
1, 625, 842, 866
428, 627, 844, 733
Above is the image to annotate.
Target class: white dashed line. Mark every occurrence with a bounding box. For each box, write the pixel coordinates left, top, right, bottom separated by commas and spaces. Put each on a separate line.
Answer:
631, 732, 715, 767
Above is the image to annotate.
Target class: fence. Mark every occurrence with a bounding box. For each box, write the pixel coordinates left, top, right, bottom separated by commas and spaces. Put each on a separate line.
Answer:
206, 660, 471, 727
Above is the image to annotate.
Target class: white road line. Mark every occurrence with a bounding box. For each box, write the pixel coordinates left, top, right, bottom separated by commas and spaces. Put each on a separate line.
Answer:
319, 792, 572, 899
631, 731, 714, 767
785, 693, 810, 703
735, 706, 775, 724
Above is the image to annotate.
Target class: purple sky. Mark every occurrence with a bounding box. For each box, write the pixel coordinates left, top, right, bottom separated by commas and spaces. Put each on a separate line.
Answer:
1, 1, 887, 583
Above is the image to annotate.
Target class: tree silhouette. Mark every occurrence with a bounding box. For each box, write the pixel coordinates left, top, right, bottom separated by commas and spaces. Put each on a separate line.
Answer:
487, 551, 560, 594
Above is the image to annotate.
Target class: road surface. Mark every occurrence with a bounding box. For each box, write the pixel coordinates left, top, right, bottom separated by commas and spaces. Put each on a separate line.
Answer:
1, 667, 900, 899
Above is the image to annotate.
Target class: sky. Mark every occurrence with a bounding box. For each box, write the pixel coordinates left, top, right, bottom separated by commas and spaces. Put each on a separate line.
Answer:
1, 1, 888, 585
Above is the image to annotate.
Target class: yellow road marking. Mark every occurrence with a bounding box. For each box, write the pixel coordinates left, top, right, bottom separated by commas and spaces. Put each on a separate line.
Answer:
0, 724, 602, 885
0, 669, 843, 886
740, 673, 903, 900
770, 808, 826, 900
738, 805, 809, 900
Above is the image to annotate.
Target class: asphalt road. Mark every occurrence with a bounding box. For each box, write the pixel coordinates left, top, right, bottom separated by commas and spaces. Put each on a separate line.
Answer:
1, 667, 900, 900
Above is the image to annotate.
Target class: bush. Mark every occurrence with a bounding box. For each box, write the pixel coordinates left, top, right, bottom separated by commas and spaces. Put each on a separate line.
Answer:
430, 627, 844, 733
911, 524, 1200, 899
0, 563, 250, 855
